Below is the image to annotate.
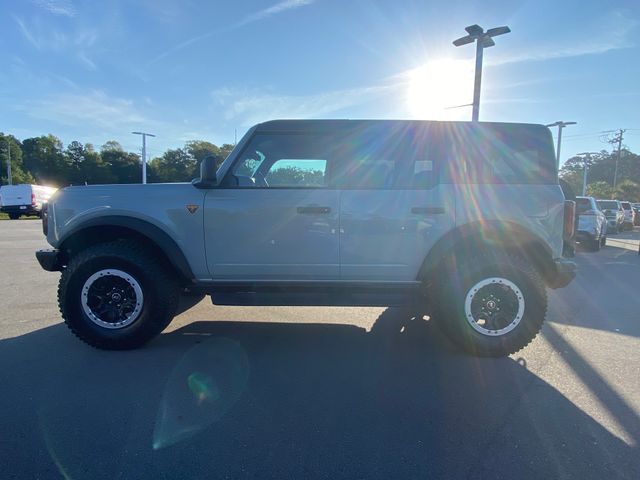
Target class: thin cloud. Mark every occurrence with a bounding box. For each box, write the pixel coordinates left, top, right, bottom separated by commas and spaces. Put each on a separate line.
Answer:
210, 82, 400, 127
19, 90, 147, 129
12, 16, 99, 70
148, 0, 316, 66
489, 9, 638, 66
32, 0, 77, 17
235, 0, 315, 27
14, 16, 42, 50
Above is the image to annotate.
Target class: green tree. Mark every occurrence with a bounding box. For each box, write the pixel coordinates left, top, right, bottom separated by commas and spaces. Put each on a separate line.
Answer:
21, 135, 68, 186
148, 148, 197, 183
100, 141, 141, 184
0, 133, 35, 185
614, 180, 640, 202
586, 181, 613, 199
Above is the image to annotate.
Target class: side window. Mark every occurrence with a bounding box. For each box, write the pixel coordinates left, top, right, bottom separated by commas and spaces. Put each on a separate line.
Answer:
265, 159, 327, 187
333, 125, 436, 189
230, 134, 330, 188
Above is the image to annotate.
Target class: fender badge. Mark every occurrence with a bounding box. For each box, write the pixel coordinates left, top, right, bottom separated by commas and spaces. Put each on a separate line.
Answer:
186, 204, 199, 214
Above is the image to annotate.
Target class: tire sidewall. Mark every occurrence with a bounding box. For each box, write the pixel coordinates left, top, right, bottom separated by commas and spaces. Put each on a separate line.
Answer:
62, 254, 169, 346
438, 256, 546, 356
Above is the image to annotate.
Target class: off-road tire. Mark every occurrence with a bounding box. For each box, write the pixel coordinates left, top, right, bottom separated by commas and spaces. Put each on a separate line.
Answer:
433, 253, 547, 357
58, 240, 180, 350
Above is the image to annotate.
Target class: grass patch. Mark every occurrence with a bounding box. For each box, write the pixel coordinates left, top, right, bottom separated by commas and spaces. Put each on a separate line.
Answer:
0, 212, 40, 220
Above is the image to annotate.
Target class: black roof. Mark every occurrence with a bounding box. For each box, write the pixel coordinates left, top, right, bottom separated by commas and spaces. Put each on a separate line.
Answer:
253, 119, 547, 133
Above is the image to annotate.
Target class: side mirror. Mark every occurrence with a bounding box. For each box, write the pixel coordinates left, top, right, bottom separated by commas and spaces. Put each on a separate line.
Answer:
192, 155, 217, 189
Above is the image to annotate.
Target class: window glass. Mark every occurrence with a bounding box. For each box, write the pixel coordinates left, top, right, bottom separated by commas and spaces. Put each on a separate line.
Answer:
231, 134, 330, 188
442, 124, 557, 184
265, 159, 327, 187
332, 123, 436, 189
575, 198, 592, 213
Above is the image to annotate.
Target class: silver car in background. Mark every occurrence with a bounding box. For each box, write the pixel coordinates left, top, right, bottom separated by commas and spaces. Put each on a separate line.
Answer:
620, 201, 635, 230
597, 199, 624, 234
575, 196, 607, 251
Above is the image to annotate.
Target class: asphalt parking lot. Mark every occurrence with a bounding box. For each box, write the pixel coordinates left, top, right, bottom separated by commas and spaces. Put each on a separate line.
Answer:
1, 221, 639, 479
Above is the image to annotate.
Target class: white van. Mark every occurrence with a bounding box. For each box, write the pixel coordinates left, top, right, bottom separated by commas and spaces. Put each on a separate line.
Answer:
0, 184, 57, 219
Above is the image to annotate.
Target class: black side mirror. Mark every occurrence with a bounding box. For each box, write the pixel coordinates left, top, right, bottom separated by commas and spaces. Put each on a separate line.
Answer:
192, 155, 217, 189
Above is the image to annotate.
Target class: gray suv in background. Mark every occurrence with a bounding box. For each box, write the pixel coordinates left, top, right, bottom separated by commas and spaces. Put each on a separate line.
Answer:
597, 199, 624, 233
36, 120, 576, 357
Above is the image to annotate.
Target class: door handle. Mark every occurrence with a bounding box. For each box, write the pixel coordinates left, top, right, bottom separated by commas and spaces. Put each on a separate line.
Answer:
411, 206, 445, 215
297, 206, 331, 214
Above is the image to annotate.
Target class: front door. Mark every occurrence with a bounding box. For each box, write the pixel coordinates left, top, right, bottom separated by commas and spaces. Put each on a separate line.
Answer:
203, 133, 339, 280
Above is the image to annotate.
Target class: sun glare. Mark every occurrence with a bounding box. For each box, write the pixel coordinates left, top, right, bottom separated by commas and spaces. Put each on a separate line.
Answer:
406, 59, 474, 120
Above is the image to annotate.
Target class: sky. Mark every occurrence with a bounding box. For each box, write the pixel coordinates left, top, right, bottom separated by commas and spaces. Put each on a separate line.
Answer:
1, 0, 639, 165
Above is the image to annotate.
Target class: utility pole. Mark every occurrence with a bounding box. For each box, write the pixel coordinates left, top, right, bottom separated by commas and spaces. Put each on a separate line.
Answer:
546, 121, 577, 167
453, 24, 511, 122
4, 140, 11, 185
610, 129, 625, 193
132, 132, 156, 184
577, 152, 597, 196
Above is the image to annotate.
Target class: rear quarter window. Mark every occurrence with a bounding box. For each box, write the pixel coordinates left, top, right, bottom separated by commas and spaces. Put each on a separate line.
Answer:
441, 124, 557, 185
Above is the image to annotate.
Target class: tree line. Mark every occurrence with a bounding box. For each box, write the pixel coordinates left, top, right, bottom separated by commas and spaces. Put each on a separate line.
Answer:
0, 132, 234, 187
560, 148, 640, 202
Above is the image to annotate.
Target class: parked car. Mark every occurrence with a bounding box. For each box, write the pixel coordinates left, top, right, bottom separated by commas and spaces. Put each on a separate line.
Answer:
620, 201, 635, 230
632, 203, 640, 226
575, 196, 606, 251
35, 120, 576, 357
597, 199, 624, 233
0, 184, 57, 219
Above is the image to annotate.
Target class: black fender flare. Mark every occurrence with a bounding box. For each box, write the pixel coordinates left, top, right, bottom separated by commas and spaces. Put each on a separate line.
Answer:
58, 215, 195, 281
419, 220, 555, 284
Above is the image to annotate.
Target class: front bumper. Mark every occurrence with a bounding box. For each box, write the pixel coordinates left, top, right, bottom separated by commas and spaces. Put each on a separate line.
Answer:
36, 249, 63, 272
547, 258, 576, 289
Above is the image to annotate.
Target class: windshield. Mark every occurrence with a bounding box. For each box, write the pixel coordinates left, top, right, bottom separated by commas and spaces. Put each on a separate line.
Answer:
621, 202, 631, 210
576, 198, 592, 214
597, 201, 618, 210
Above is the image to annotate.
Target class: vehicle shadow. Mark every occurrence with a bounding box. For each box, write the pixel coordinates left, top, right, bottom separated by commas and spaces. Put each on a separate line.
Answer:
549, 241, 640, 337
0, 310, 637, 479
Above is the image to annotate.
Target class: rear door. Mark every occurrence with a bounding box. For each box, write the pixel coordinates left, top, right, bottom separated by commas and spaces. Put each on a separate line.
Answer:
0, 185, 31, 207
203, 132, 340, 280
337, 123, 455, 281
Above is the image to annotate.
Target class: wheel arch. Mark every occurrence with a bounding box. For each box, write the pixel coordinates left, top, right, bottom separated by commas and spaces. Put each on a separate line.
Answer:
419, 221, 556, 287
57, 216, 194, 283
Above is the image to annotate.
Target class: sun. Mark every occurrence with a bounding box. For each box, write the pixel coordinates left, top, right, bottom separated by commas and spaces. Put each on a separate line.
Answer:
406, 59, 474, 120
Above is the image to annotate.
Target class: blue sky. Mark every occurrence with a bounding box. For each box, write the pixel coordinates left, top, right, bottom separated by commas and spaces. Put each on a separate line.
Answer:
1, 0, 639, 164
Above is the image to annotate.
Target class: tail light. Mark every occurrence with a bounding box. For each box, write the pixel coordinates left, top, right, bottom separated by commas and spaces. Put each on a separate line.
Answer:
42, 203, 48, 236
564, 200, 576, 240
31, 193, 36, 206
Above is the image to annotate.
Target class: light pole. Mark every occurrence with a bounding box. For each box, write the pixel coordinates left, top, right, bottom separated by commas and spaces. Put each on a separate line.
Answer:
132, 132, 155, 184
576, 152, 597, 196
545, 121, 577, 167
453, 24, 511, 122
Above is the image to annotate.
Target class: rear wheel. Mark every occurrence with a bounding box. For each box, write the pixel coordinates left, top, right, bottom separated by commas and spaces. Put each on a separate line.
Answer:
586, 237, 601, 252
58, 240, 180, 350
8, 213, 20, 220
433, 253, 546, 357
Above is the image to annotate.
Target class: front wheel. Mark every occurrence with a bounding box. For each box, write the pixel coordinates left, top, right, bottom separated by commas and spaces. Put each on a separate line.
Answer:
58, 240, 180, 350
8, 213, 20, 220
433, 253, 547, 357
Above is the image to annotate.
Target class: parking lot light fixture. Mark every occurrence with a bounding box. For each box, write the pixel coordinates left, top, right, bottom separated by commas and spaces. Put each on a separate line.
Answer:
546, 121, 577, 167
453, 24, 511, 122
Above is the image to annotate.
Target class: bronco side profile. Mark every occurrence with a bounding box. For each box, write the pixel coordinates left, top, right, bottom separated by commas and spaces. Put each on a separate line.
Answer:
36, 120, 576, 356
